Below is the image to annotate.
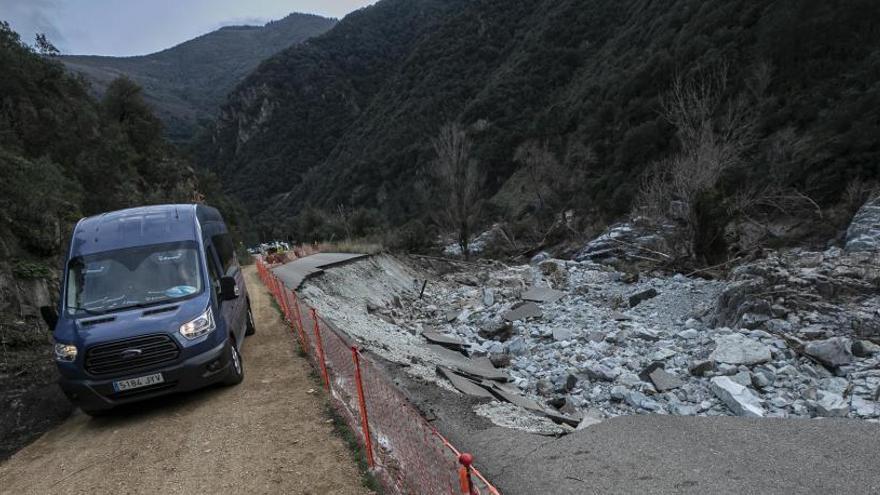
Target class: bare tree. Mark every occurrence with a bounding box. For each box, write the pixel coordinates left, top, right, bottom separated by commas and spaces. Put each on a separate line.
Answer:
636, 65, 758, 259
513, 140, 559, 210
431, 122, 483, 258
336, 204, 352, 240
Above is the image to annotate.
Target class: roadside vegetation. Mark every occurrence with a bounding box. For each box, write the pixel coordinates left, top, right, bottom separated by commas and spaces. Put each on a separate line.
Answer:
0, 21, 248, 456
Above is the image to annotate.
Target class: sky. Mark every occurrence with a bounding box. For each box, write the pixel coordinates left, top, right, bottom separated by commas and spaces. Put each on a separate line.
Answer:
1, 0, 375, 56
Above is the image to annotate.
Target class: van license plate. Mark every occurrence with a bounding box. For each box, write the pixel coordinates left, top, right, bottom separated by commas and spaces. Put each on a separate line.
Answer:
113, 373, 164, 392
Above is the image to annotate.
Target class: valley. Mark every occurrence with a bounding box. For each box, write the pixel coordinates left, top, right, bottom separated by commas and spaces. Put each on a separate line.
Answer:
1, 0, 880, 493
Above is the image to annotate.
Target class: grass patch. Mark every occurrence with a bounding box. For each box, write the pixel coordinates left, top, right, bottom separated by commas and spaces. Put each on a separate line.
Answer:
12, 260, 53, 280
266, 292, 309, 358
264, 280, 380, 492
315, 240, 384, 255
323, 398, 383, 492
301, 351, 381, 491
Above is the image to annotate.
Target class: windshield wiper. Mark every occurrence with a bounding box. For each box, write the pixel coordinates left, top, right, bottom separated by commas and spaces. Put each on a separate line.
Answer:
105, 299, 173, 314
67, 305, 106, 316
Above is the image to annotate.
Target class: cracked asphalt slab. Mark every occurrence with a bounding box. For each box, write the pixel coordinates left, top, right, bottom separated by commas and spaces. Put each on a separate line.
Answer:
463, 414, 880, 494
399, 367, 880, 495
0, 266, 370, 495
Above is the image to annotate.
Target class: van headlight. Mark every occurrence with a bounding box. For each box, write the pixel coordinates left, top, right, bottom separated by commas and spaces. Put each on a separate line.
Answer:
54, 342, 78, 362
179, 308, 216, 340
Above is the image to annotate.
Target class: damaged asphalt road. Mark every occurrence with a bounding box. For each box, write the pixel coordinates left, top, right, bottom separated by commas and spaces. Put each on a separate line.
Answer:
296, 253, 880, 494
467, 415, 880, 495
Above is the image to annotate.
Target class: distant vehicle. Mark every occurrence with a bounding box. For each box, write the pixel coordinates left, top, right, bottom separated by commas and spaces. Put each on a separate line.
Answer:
40, 204, 255, 416
259, 240, 290, 254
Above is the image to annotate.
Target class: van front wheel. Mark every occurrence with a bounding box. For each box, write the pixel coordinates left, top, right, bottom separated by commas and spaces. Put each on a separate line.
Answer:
245, 304, 256, 336
222, 340, 244, 386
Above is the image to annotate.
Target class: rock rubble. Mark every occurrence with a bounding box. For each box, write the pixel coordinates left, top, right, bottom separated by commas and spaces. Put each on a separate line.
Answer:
300, 250, 880, 434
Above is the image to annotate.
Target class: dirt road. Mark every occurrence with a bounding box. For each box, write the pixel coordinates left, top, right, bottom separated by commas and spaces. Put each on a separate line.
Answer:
0, 266, 371, 495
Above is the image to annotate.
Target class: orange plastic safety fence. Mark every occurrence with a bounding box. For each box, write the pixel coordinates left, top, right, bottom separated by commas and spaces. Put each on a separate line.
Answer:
254, 257, 500, 495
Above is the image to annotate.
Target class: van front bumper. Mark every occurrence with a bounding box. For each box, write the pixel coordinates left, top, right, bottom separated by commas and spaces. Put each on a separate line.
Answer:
58, 340, 234, 412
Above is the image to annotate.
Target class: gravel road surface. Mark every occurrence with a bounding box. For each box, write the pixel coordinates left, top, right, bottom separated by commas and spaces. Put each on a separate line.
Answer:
0, 266, 370, 495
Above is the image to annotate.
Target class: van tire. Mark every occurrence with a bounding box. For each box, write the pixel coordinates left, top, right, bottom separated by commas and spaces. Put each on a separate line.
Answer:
245, 303, 256, 336
222, 340, 244, 386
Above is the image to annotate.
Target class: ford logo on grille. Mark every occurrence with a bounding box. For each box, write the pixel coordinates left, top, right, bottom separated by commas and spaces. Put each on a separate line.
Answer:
120, 348, 143, 359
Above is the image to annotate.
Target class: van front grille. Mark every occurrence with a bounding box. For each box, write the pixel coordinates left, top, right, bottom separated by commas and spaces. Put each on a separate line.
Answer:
85, 334, 180, 376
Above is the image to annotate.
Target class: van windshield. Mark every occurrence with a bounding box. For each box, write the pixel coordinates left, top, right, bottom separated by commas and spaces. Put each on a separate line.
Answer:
65, 241, 203, 315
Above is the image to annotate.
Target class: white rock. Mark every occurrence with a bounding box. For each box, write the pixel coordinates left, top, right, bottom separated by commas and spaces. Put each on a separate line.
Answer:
482, 288, 495, 307
576, 410, 603, 430
710, 376, 765, 417
852, 396, 879, 417
804, 337, 853, 368
651, 348, 677, 361
819, 377, 849, 395
616, 372, 642, 387
812, 391, 848, 417
731, 371, 752, 387
709, 334, 772, 366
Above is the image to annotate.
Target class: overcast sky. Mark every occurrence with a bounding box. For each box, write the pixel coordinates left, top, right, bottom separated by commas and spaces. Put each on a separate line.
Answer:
1, 0, 375, 56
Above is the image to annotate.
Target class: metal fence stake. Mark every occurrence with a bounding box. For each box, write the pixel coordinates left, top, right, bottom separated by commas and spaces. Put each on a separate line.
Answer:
277, 280, 290, 320
292, 292, 309, 350
351, 346, 376, 469
459, 453, 476, 495
311, 308, 331, 391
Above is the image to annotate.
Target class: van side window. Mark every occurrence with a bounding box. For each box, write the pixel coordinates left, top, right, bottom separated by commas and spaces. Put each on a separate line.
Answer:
206, 245, 222, 295
212, 234, 236, 274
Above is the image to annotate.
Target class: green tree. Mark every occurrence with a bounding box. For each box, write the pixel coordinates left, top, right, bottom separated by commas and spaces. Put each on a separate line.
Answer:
102, 76, 163, 155
34, 33, 59, 56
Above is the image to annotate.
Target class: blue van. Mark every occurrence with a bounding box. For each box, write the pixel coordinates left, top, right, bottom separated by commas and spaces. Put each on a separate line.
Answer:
40, 204, 255, 416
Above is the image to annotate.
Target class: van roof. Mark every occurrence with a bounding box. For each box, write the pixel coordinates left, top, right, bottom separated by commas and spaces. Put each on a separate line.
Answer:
71, 204, 207, 257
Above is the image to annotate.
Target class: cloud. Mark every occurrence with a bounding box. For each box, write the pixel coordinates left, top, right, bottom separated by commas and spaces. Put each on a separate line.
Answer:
212, 16, 271, 29
2, 0, 69, 51
1, 0, 377, 56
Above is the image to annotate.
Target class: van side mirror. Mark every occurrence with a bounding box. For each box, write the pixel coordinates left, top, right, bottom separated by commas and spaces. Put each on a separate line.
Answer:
219, 276, 240, 301
40, 306, 59, 329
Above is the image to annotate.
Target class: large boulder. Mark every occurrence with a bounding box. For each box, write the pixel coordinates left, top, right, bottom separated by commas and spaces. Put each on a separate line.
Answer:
845, 196, 880, 252
810, 390, 849, 418
709, 333, 772, 366
710, 376, 765, 417
804, 337, 853, 368
712, 248, 880, 336
574, 219, 687, 265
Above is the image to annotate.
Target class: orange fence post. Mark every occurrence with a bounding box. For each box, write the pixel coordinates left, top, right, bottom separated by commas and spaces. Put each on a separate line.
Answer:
351, 346, 376, 469
311, 308, 331, 391
291, 291, 308, 348
273, 276, 282, 303
278, 280, 291, 322
295, 294, 311, 352
458, 454, 477, 495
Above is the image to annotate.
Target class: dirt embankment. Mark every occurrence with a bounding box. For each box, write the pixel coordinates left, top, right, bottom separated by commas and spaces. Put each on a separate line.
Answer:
0, 267, 371, 495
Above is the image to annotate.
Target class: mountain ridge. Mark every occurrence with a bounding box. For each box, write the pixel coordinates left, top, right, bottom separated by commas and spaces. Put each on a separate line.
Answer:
206, 0, 880, 247
62, 12, 337, 142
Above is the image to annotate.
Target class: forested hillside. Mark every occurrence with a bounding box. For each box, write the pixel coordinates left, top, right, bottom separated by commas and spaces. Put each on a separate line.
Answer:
62, 13, 336, 142
0, 21, 238, 328
207, 0, 880, 252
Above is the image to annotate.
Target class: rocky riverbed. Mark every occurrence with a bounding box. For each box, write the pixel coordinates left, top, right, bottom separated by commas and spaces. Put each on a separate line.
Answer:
421, 251, 879, 423
298, 199, 880, 431
299, 247, 879, 434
